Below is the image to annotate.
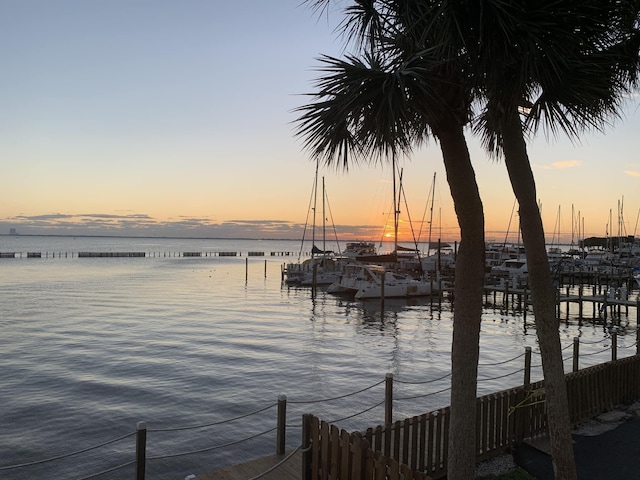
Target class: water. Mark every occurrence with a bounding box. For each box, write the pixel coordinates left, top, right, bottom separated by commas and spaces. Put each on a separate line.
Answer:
0, 236, 637, 480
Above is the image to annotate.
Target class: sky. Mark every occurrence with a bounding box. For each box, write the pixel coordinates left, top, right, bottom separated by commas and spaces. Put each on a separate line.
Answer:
1, 1, 639, 244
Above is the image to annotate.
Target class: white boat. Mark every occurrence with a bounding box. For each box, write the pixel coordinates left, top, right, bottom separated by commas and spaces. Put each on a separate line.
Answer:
491, 258, 528, 282
341, 241, 377, 259
286, 254, 343, 286
327, 264, 436, 299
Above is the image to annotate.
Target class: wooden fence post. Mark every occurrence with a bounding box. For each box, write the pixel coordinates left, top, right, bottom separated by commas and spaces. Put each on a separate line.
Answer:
135, 421, 147, 480
612, 331, 618, 362
524, 347, 531, 387
381, 271, 386, 312
302, 414, 312, 480
573, 337, 580, 372
277, 395, 287, 455
385, 373, 393, 426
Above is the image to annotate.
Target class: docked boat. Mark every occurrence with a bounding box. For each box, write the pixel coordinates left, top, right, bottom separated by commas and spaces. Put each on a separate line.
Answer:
491, 258, 528, 282
327, 263, 436, 299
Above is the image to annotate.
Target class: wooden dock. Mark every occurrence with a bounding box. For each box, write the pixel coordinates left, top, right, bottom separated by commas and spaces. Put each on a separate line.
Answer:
196, 449, 301, 480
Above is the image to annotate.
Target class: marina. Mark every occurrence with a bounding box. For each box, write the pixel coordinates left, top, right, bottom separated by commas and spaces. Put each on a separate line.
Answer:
1, 235, 640, 479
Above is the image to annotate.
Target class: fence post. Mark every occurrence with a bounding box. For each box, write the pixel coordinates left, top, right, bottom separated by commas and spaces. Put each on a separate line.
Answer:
611, 331, 618, 362
135, 421, 147, 480
385, 373, 393, 426
573, 337, 580, 372
302, 414, 312, 480
277, 395, 287, 455
524, 347, 531, 387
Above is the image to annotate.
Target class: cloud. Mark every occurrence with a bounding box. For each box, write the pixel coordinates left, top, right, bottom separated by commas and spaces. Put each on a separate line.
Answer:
537, 160, 582, 170
624, 170, 640, 177
1, 212, 387, 240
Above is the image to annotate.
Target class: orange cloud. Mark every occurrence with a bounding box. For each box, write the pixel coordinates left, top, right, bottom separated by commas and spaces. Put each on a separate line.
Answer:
536, 160, 582, 170
624, 170, 640, 177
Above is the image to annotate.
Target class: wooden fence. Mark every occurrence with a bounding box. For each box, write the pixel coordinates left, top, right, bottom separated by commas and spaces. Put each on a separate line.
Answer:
302, 415, 432, 480
303, 354, 640, 480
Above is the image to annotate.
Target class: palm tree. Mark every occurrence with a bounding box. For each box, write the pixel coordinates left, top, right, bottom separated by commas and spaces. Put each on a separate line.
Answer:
462, 3, 640, 477
297, 3, 486, 479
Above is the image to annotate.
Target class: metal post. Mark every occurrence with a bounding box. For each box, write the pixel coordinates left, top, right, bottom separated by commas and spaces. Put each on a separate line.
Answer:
135, 421, 147, 480
277, 395, 287, 455
385, 373, 393, 426
573, 337, 580, 372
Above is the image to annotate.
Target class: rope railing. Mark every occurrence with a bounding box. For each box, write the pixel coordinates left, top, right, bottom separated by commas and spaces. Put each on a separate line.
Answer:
395, 385, 452, 403
247, 445, 303, 480
395, 372, 451, 385
477, 367, 525, 382
0, 430, 136, 472
77, 460, 136, 480
478, 351, 525, 367
147, 402, 278, 433
4, 332, 637, 480
147, 427, 278, 461
288, 378, 386, 404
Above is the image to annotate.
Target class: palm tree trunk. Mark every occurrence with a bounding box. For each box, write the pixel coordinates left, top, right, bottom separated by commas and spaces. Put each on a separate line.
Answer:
435, 122, 485, 480
500, 109, 577, 480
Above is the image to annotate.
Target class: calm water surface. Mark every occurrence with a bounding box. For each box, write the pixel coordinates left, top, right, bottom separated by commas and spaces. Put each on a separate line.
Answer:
0, 236, 637, 479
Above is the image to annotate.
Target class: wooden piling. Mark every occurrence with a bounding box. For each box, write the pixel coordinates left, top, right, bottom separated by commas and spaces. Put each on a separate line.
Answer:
277, 395, 286, 455
385, 373, 393, 426
135, 421, 147, 480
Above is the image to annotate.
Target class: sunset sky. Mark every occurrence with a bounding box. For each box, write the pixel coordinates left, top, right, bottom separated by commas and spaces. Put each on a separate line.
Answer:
1, 1, 639, 244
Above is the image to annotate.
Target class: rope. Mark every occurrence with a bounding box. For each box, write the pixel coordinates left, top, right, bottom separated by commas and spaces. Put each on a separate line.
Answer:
288, 379, 385, 404
508, 388, 546, 416
477, 368, 524, 382
395, 385, 451, 402
247, 445, 302, 480
76, 460, 135, 480
580, 347, 614, 357
395, 372, 451, 385
0, 431, 136, 471
148, 402, 278, 433
147, 427, 278, 460
325, 399, 385, 424
478, 352, 525, 367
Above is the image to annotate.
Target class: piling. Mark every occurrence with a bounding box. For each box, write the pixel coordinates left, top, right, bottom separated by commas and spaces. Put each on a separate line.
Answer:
276, 395, 287, 455
135, 421, 147, 480
385, 373, 393, 426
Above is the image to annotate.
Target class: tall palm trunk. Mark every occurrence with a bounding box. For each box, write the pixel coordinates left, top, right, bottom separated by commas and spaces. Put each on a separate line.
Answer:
435, 122, 485, 480
500, 109, 577, 480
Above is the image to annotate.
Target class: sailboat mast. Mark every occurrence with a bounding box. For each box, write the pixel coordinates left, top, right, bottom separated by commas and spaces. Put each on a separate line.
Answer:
311, 161, 319, 260
427, 172, 436, 255
392, 155, 398, 252
322, 176, 326, 255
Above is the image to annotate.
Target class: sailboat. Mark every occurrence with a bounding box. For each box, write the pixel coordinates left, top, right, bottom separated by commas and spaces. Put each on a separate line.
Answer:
327, 160, 437, 299
284, 166, 343, 286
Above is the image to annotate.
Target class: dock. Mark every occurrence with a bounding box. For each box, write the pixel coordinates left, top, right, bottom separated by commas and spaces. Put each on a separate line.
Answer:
196, 450, 301, 480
